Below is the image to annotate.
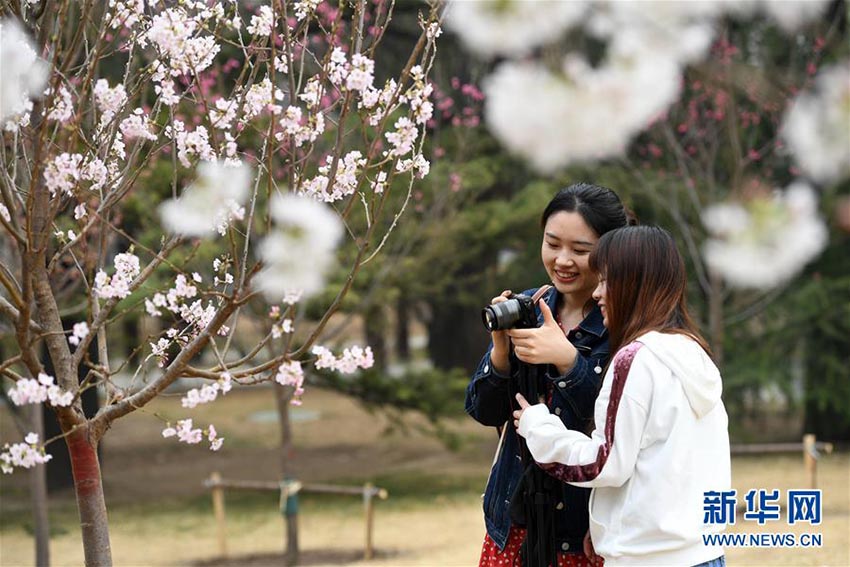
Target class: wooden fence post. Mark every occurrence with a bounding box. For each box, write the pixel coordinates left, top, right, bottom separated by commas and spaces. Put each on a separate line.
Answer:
280, 479, 301, 567
803, 434, 817, 489
364, 483, 375, 560
210, 472, 228, 557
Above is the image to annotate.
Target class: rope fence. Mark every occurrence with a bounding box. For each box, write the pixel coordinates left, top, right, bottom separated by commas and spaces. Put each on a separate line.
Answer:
730, 434, 834, 489
203, 472, 388, 560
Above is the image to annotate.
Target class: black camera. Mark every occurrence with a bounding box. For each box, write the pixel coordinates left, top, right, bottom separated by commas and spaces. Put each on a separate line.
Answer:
481, 293, 538, 332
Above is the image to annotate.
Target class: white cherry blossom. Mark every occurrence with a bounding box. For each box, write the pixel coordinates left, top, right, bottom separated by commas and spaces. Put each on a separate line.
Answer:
702, 182, 828, 289
783, 63, 850, 184
0, 19, 48, 122
159, 160, 251, 237
256, 193, 343, 301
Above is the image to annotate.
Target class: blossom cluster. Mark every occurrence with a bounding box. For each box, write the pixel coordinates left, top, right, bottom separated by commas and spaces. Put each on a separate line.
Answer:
782, 63, 850, 184
93, 79, 128, 127
447, 0, 832, 172
299, 151, 366, 203
7, 374, 74, 407
212, 257, 235, 288
162, 419, 223, 451
47, 85, 74, 122
94, 252, 141, 300
275, 360, 305, 405
120, 109, 158, 141
145, 272, 229, 366
256, 193, 343, 302
271, 319, 293, 339
326, 47, 376, 94
107, 0, 145, 30
312, 345, 374, 374
159, 160, 250, 237
142, 7, 221, 77
68, 322, 90, 348
276, 105, 326, 148
1, 0, 440, 466
702, 182, 828, 289
0, 19, 47, 129
181, 372, 233, 409
1, 433, 52, 474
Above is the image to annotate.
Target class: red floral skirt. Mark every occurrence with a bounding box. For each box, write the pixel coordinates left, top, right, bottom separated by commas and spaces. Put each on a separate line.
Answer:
479, 525, 601, 567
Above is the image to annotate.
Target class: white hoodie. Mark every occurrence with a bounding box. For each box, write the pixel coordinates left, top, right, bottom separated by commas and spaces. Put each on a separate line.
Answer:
518, 331, 730, 566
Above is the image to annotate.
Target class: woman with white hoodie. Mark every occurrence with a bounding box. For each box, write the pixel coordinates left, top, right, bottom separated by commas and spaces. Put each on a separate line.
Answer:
514, 226, 731, 567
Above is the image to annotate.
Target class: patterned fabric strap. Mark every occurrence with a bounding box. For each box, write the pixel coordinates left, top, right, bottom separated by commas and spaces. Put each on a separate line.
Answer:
540, 342, 644, 484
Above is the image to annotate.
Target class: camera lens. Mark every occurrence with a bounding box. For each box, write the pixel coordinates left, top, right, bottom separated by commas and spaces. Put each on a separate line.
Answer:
482, 307, 497, 332
481, 299, 521, 331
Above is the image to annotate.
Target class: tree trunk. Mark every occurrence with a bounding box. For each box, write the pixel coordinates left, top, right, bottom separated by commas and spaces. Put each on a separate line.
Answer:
395, 294, 410, 361
274, 384, 298, 566
427, 297, 490, 374
64, 425, 112, 566
29, 405, 50, 567
364, 303, 387, 371
708, 269, 725, 369
42, 340, 101, 492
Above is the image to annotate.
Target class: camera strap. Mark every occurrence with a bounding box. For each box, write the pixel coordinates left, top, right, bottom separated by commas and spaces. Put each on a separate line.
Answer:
530, 284, 553, 304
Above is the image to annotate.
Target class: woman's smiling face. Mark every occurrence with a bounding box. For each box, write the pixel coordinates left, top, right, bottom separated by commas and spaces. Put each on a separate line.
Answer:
541, 211, 600, 301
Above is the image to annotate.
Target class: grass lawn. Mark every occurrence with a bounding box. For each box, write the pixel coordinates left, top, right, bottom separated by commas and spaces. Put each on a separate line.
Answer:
1, 387, 848, 566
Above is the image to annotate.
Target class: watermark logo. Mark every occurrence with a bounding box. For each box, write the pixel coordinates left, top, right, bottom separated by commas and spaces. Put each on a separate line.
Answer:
702, 489, 824, 549
703, 490, 737, 525
787, 490, 822, 525
744, 489, 781, 524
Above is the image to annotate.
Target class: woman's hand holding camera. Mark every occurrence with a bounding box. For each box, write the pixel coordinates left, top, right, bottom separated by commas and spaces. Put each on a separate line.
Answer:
488, 290, 513, 375
508, 300, 575, 374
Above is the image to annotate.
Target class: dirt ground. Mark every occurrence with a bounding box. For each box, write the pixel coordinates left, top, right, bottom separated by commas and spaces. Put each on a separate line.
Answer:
1, 386, 848, 566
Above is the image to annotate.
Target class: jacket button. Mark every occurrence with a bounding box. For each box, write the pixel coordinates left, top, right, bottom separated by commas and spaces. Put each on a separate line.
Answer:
483, 364, 489, 373
575, 331, 583, 339
556, 501, 564, 510
594, 365, 602, 374
554, 407, 562, 416
561, 542, 570, 551
558, 381, 567, 388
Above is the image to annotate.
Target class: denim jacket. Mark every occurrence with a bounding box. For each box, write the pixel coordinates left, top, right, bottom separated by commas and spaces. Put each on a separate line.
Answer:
465, 286, 610, 553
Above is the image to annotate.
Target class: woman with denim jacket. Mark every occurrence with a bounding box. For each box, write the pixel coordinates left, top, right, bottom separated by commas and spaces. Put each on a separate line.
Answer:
467, 183, 634, 567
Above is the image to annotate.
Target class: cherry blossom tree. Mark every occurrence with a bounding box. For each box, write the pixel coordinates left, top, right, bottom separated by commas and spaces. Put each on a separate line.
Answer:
446, 0, 847, 294
0, 1, 441, 565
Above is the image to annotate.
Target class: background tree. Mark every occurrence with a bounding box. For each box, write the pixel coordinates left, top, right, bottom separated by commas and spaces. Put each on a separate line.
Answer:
0, 2, 441, 565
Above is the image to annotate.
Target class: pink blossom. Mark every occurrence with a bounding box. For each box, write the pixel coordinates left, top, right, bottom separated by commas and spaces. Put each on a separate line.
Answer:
1, 433, 52, 474
68, 322, 90, 347
94, 251, 141, 299
346, 53, 375, 92
275, 361, 305, 404
82, 158, 109, 192
93, 79, 127, 125
175, 419, 203, 444
47, 85, 74, 122
44, 153, 83, 197
385, 117, 417, 157
298, 76, 322, 108
294, 0, 320, 21
247, 5, 274, 37
312, 345, 374, 374
107, 0, 145, 30
243, 78, 284, 120
120, 109, 157, 141
7, 373, 74, 407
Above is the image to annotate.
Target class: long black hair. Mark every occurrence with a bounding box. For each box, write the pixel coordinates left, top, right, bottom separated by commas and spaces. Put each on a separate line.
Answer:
541, 182, 635, 236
